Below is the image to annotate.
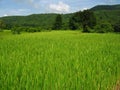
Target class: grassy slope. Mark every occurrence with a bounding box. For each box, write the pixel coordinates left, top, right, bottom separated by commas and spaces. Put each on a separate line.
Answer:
0, 31, 120, 90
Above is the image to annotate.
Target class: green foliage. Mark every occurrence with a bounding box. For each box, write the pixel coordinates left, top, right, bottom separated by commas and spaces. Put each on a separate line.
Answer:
11, 26, 42, 34
0, 14, 72, 30
90, 4, 120, 11
0, 20, 6, 32
113, 21, 120, 32
52, 14, 62, 30
69, 10, 96, 32
0, 4, 120, 33
11, 26, 21, 34
62, 22, 69, 30
94, 22, 114, 33
26, 27, 42, 32
0, 31, 120, 89
80, 10, 96, 32
82, 25, 91, 33
69, 16, 80, 30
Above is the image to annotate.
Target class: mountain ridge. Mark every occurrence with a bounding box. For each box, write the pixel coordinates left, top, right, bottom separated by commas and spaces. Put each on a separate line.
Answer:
0, 4, 120, 29
90, 4, 120, 11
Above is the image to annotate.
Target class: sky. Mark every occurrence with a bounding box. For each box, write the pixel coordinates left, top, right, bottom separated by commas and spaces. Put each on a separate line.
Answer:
0, 0, 120, 17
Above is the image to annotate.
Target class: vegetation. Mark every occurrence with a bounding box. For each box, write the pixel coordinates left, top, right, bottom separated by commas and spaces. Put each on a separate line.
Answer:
0, 20, 6, 32
90, 4, 120, 11
69, 10, 96, 32
69, 16, 79, 30
70, 10, 96, 32
11, 26, 21, 34
0, 4, 120, 33
0, 31, 120, 89
0, 3, 120, 90
94, 22, 114, 33
0, 14, 72, 30
113, 21, 120, 32
52, 14, 62, 30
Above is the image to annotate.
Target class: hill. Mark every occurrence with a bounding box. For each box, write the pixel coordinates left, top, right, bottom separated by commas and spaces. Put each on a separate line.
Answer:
90, 4, 120, 24
0, 14, 72, 30
0, 4, 120, 30
94, 10, 120, 24
90, 4, 120, 11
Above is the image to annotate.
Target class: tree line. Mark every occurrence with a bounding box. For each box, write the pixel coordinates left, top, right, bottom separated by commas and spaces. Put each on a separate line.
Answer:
52, 10, 120, 33
0, 10, 120, 34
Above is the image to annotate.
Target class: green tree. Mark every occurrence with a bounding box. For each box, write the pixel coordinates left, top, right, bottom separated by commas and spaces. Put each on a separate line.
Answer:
0, 20, 6, 32
69, 10, 96, 32
11, 26, 21, 34
113, 21, 120, 32
52, 14, 62, 30
69, 16, 79, 30
69, 11, 82, 30
79, 10, 96, 32
94, 22, 114, 33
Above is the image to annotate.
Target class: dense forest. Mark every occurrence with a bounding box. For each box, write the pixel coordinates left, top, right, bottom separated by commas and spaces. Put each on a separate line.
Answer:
0, 4, 120, 33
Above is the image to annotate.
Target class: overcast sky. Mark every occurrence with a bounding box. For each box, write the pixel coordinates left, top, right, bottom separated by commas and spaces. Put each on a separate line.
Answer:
0, 0, 120, 17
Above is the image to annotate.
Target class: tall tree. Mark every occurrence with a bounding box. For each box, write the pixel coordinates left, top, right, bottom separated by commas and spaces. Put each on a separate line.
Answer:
80, 10, 96, 32
0, 20, 6, 31
69, 10, 96, 32
113, 21, 120, 32
69, 16, 79, 30
52, 14, 62, 30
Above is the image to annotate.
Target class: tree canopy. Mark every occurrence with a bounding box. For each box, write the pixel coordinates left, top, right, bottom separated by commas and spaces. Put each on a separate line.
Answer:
52, 14, 62, 30
0, 20, 6, 31
69, 10, 96, 32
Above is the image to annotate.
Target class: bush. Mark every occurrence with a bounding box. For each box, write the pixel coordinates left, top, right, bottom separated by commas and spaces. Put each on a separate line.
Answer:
82, 25, 91, 33
0, 29, 3, 32
0, 20, 6, 31
26, 27, 42, 33
11, 27, 21, 34
94, 22, 114, 33
113, 22, 120, 32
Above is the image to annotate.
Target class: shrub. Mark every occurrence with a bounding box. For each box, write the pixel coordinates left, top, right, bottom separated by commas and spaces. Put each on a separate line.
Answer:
11, 27, 21, 34
0, 29, 3, 32
113, 22, 120, 32
26, 27, 42, 33
82, 25, 91, 33
94, 22, 114, 33
0, 20, 6, 32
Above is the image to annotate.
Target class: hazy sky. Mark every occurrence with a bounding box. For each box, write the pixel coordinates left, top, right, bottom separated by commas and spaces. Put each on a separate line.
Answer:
0, 0, 120, 17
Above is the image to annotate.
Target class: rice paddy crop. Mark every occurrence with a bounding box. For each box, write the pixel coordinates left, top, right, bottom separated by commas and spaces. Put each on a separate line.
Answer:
0, 31, 120, 90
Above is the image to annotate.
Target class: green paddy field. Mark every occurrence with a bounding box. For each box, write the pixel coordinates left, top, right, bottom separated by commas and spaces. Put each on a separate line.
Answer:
0, 31, 120, 90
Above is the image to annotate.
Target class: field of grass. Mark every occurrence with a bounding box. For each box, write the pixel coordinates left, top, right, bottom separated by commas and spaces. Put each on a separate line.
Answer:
0, 31, 120, 90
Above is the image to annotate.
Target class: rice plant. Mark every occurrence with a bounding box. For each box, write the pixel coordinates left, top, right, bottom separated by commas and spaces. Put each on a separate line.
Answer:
0, 31, 120, 90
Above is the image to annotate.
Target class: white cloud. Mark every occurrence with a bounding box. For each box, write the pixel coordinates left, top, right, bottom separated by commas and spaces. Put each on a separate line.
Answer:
3, 14, 8, 17
81, 7, 88, 11
49, 1, 70, 13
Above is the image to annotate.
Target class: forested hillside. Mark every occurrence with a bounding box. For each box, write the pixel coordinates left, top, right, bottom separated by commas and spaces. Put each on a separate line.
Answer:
0, 4, 120, 30
90, 4, 120, 24
90, 4, 120, 11
0, 14, 72, 30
